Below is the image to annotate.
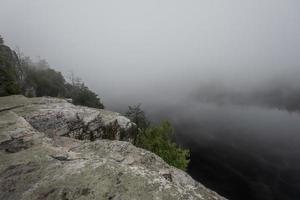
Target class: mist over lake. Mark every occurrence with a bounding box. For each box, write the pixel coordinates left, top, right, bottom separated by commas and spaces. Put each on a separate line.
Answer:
1, 0, 300, 199
143, 100, 300, 200
103, 84, 300, 200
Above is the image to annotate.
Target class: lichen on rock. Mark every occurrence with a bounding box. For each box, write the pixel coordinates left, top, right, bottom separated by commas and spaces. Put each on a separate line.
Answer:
0, 95, 226, 200
2, 95, 137, 143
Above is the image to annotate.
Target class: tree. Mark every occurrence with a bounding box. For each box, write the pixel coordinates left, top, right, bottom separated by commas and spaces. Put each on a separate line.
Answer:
126, 105, 190, 171
22, 65, 66, 97
136, 121, 190, 171
71, 83, 104, 109
1, 41, 105, 108
66, 73, 104, 109
0, 36, 21, 96
125, 104, 150, 132
0, 35, 4, 45
125, 104, 150, 143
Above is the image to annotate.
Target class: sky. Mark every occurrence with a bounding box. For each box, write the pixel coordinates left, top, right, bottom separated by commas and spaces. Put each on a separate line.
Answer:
1, 0, 300, 108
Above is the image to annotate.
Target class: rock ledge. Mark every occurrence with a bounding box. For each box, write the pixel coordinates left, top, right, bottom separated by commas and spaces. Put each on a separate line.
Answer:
0, 96, 226, 200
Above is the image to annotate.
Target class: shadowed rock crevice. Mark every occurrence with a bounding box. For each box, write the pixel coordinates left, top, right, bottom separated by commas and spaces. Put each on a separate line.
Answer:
0, 137, 33, 153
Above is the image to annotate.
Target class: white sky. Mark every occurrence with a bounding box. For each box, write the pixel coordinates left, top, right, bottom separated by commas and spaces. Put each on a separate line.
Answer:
1, 0, 300, 107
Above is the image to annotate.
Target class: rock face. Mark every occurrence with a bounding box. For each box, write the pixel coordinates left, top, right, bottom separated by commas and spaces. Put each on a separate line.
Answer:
0, 95, 136, 143
0, 96, 226, 200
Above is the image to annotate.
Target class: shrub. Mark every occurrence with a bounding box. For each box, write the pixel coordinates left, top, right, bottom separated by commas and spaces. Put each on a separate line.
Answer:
136, 121, 190, 171
70, 83, 104, 109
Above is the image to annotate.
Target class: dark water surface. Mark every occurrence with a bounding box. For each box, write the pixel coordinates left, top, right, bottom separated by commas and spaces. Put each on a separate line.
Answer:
147, 102, 300, 200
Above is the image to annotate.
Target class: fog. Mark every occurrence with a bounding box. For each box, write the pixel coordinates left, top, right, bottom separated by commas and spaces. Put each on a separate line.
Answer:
1, 0, 300, 108
1, 1, 300, 200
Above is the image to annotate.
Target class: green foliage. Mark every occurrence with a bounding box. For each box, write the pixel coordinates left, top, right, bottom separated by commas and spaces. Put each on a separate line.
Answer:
0, 64, 20, 96
23, 66, 66, 97
125, 104, 150, 137
126, 104, 189, 170
70, 83, 104, 109
0, 44, 21, 96
18, 55, 104, 109
136, 121, 190, 171
0, 36, 103, 108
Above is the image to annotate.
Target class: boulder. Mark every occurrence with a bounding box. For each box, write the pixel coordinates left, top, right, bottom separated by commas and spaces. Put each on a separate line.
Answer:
0, 95, 136, 143
0, 95, 226, 200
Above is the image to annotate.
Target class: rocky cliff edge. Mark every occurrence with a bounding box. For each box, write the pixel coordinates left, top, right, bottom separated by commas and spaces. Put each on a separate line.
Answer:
0, 95, 226, 200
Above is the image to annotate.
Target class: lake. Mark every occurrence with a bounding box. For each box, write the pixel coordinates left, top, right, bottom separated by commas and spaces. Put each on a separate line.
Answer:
146, 101, 300, 200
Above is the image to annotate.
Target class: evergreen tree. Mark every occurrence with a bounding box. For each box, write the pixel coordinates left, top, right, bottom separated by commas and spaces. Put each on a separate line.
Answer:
126, 105, 190, 171
125, 104, 150, 132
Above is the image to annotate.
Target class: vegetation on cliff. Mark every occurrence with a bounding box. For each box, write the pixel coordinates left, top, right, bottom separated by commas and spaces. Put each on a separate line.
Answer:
0, 35, 104, 109
126, 104, 190, 171
0, 35, 21, 96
